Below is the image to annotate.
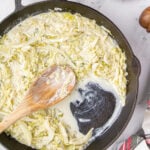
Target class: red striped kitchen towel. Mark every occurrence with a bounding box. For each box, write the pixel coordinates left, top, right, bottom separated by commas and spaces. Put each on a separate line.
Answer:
119, 100, 150, 150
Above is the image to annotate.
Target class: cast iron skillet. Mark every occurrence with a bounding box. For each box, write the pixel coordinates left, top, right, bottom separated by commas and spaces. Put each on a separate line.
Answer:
0, 0, 141, 150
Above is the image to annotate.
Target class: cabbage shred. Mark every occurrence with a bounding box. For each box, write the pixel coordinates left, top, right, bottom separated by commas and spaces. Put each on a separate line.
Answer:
0, 11, 127, 149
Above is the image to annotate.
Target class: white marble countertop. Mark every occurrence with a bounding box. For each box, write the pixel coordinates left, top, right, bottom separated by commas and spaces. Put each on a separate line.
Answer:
0, 0, 150, 150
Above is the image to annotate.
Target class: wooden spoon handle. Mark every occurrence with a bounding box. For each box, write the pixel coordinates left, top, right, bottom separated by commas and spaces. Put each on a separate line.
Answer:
0, 101, 40, 134
0, 87, 57, 133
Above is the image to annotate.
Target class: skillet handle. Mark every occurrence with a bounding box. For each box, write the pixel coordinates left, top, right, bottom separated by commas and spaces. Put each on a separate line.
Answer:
14, 0, 67, 12
14, 0, 24, 12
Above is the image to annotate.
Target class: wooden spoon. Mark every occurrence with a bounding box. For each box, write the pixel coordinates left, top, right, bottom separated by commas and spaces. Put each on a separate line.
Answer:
0, 65, 76, 133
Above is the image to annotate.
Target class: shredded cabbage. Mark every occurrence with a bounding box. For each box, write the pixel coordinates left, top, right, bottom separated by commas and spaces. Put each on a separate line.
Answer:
0, 11, 127, 150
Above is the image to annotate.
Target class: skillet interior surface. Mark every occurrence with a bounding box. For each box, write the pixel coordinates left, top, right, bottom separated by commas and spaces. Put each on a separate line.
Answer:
0, 1, 141, 150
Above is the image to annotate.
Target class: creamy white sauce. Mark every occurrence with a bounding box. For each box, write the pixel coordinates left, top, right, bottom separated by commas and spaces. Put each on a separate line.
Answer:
52, 87, 82, 136
52, 74, 122, 139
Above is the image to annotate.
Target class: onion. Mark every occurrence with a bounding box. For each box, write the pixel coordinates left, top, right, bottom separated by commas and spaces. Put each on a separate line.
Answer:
139, 7, 150, 32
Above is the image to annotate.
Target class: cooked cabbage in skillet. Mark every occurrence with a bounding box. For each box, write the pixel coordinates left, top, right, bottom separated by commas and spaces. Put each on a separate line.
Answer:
0, 11, 127, 150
